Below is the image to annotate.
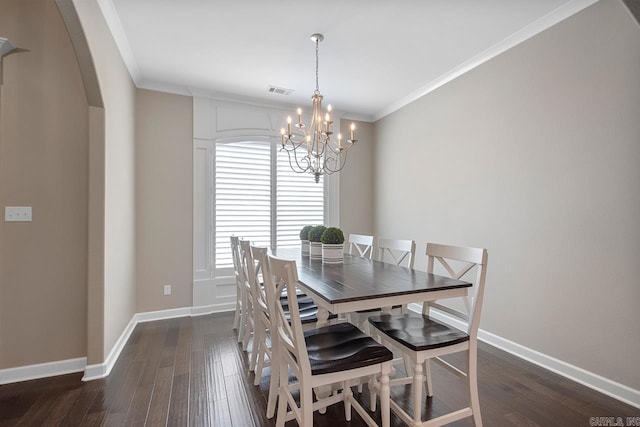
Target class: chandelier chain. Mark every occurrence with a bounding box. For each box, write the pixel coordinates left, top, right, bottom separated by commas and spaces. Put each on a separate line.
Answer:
315, 37, 320, 95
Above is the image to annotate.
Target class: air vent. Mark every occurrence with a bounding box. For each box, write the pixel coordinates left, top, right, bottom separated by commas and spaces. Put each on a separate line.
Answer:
267, 85, 294, 96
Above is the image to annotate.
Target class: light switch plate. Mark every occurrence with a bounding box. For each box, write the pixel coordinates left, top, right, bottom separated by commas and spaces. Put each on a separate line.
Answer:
5, 206, 32, 222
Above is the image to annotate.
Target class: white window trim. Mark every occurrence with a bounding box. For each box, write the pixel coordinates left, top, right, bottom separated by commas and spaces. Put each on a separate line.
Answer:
192, 96, 340, 310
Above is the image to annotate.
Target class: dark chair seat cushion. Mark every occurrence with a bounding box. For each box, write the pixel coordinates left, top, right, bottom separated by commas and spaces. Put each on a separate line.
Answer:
304, 322, 393, 375
368, 313, 469, 352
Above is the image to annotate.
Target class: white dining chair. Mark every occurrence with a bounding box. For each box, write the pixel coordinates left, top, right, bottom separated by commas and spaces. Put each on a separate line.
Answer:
251, 246, 338, 419
238, 238, 256, 352
265, 254, 393, 427
349, 237, 417, 333
374, 237, 416, 269
368, 243, 488, 427
240, 240, 267, 375
347, 234, 374, 259
230, 236, 248, 345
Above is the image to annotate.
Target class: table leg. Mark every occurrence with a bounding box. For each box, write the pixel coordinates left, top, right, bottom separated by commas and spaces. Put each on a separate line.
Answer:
315, 307, 330, 327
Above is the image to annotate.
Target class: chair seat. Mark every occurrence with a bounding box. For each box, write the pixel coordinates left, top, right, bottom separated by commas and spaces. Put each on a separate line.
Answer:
304, 322, 393, 375
368, 313, 469, 352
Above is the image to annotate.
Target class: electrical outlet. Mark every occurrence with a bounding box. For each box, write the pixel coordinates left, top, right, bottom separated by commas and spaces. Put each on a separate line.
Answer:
163, 284, 172, 295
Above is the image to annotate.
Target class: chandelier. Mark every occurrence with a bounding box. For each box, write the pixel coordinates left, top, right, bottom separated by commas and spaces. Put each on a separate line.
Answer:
280, 33, 356, 183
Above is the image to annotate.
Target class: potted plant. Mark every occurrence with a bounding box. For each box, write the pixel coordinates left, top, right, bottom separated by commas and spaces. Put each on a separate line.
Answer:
299, 225, 313, 256
308, 225, 327, 260
321, 227, 345, 264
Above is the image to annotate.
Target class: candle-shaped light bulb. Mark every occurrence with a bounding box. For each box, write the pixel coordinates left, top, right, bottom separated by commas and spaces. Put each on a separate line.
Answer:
287, 116, 292, 134
297, 108, 302, 124
280, 128, 286, 145
325, 113, 330, 123
327, 104, 332, 113
350, 123, 355, 140
338, 133, 343, 149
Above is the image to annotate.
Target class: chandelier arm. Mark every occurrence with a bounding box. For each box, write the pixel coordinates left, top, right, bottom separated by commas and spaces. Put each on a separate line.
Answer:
323, 149, 348, 174
288, 143, 312, 173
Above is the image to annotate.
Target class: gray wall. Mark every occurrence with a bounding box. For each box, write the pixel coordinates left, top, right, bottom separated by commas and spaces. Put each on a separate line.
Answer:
374, 0, 640, 389
0, 0, 88, 368
339, 120, 375, 237
135, 89, 193, 313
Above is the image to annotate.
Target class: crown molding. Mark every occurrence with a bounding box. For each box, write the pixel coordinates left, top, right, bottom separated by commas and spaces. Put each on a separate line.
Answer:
372, 0, 600, 121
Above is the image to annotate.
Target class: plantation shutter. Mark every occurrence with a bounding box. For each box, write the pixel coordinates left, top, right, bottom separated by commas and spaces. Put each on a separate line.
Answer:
276, 150, 324, 248
214, 141, 324, 270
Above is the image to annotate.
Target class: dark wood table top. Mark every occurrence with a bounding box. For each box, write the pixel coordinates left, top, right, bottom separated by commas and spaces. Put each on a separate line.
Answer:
272, 248, 471, 306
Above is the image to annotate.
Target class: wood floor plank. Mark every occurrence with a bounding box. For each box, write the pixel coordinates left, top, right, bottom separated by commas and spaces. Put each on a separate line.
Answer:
145, 366, 174, 427
1, 312, 637, 427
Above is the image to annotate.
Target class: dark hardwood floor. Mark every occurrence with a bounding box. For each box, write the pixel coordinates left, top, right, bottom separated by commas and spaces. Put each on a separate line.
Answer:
0, 312, 637, 426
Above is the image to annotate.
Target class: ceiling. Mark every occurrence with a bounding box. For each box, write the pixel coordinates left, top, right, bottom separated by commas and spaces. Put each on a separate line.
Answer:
102, 0, 597, 121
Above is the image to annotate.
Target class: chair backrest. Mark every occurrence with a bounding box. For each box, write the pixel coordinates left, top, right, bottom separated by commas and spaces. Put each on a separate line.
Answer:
230, 236, 244, 285
240, 240, 265, 309
424, 243, 488, 338
375, 237, 416, 269
264, 255, 311, 378
249, 244, 270, 319
347, 234, 374, 259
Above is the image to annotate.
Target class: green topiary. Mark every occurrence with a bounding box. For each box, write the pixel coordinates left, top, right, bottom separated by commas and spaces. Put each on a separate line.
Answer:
299, 225, 314, 240
308, 225, 327, 242
321, 227, 345, 244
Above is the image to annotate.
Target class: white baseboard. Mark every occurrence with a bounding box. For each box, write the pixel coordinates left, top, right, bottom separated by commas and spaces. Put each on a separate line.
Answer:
407, 303, 640, 409
136, 306, 193, 323
82, 313, 138, 381
192, 302, 234, 317
0, 357, 86, 385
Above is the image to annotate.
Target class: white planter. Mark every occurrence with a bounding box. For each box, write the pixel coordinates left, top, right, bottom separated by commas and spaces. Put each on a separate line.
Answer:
301, 240, 310, 256
309, 242, 323, 260
322, 243, 344, 264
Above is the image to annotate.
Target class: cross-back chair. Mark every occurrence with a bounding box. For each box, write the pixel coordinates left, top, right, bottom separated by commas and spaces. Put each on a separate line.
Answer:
251, 247, 337, 420
374, 237, 416, 269
240, 240, 268, 378
349, 237, 417, 334
347, 234, 374, 259
265, 254, 394, 427
230, 236, 249, 345
368, 243, 488, 427
237, 238, 256, 351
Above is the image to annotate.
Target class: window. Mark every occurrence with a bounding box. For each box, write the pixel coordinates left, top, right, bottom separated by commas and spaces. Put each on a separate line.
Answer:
214, 141, 324, 269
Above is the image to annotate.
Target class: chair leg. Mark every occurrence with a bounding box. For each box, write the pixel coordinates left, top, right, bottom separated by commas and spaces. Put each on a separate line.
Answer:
368, 374, 378, 411
424, 359, 433, 397
266, 337, 280, 419
275, 357, 288, 427
242, 301, 253, 351
300, 382, 314, 427
380, 368, 391, 427
468, 345, 482, 427
254, 330, 269, 386
249, 317, 261, 372
233, 292, 241, 330
412, 362, 423, 426
343, 381, 353, 421
237, 291, 246, 343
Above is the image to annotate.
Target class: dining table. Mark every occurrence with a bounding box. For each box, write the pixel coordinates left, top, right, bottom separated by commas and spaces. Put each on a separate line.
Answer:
272, 248, 472, 326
